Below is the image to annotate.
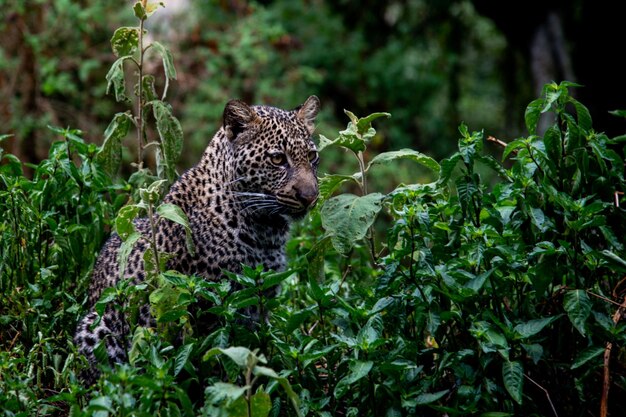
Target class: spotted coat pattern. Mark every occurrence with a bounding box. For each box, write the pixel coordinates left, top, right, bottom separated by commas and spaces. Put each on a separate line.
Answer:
74, 97, 320, 384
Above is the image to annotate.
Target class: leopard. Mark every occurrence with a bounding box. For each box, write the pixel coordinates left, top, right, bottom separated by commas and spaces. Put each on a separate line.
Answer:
74, 96, 321, 384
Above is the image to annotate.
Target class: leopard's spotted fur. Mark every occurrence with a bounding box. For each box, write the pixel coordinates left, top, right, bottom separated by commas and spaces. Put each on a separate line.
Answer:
74, 96, 320, 384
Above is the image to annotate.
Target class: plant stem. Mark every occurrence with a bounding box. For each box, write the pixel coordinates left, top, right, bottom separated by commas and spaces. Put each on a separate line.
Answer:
357, 150, 377, 262
136, 16, 146, 169
146, 202, 161, 275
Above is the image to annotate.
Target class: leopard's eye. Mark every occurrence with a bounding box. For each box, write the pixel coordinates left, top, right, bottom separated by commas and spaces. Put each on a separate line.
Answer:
269, 152, 288, 166
307, 150, 319, 162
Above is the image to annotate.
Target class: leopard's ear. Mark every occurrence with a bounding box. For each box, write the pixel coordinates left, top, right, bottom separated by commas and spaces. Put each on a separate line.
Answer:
295, 95, 320, 134
223, 99, 259, 140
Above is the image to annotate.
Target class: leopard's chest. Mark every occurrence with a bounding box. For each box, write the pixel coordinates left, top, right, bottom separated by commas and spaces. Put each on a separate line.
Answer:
184, 197, 288, 277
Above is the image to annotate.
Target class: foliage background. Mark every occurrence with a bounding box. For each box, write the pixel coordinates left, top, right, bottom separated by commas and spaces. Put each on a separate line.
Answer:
3, 0, 625, 170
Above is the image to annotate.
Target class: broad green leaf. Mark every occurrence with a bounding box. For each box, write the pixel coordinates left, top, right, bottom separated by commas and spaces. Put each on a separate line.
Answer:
96, 112, 132, 175
476, 154, 511, 181
157, 203, 195, 256
529, 207, 549, 233
513, 315, 561, 339
141, 74, 158, 102
367, 149, 439, 174
133, 2, 147, 19
543, 125, 562, 162
609, 109, 626, 118
203, 346, 256, 368
599, 226, 623, 251
317, 134, 335, 152
88, 395, 114, 412
253, 367, 302, 417
355, 112, 391, 135
571, 346, 605, 369
571, 98, 592, 131
95, 287, 118, 317
563, 290, 591, 336
250, 391, 272, 417
599, 250, 626, 271
151, 41, 177, 97
318, 173, 359, 202
333, 360, 373, 399
93, 341, 110, 367
320, 193, 384, 254
110, 27, 139, 57
335, 126, 366, 153
525, 98, 544, 134
464, 268, 495, 293
261, 269, 295, 290
174, 343, 194, 376
502, 138, 526, 160
502, 360, 523, 404
401, 389, 449, 407
205, 382, 247, 403
151, 101, 183, 182
115, 204, 141, 240
437, 153, 461, 185
118, 232, 142, 280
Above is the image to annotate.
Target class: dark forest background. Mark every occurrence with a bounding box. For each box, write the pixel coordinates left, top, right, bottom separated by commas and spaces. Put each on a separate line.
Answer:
2, 0, 624, 173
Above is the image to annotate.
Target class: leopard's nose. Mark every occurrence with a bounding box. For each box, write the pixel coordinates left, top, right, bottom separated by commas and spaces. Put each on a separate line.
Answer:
296, 185, 318, 208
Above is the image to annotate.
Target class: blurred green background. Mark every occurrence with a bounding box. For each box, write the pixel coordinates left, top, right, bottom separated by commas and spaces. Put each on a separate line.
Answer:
2, 0, 624, 178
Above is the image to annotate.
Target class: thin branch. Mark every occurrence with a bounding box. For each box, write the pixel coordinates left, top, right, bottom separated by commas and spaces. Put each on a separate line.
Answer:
585, 289, 625, 308
524, 374, 558, 417
487, 135, 512, 151
600, 280, 626, 417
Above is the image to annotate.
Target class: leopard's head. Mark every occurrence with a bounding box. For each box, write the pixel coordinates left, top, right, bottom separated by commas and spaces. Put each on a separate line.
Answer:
223, 96, 321, 219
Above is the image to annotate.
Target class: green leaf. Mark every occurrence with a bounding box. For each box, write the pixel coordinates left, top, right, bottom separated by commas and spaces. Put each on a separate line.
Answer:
571, 98, 592, 131
151, 101, 184, 182
253, 367, 302, 417
141, 74, 158, 102
599, 250, 626, 272
502, 138, 526, 160
157, 203, 195, 256
205, 382, 247, 403
401, 390, 449, 407
571, 346, 605, 369
320, 193, 384, 254
133, 2, 147, 19
525, 98, 544, 134
318, 174, 359, 202
563, 290, 591, 336
333, 360, 373, 399
96, 112, 132, 176
203, 346, 256, 368
355, 112, 391, 135
367, 149, 440, 174
174, 343, 194, 376
476, 154, 511, 180
151, 41, 177, 99
250, 391, 272, 417
115, 205, 141, 240
464, 268, 495, 293
118, 232, 142, 280
437, 153, 461, 185
502, 360, 523, 404
513, 315, 561, 339
543, 125, 562, 162
261, 269, 295, 290
110, 27, 140, 57
95, 287, 118, 317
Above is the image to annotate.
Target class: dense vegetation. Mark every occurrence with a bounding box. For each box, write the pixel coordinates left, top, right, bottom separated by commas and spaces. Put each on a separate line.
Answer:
2, 2, 626, 417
